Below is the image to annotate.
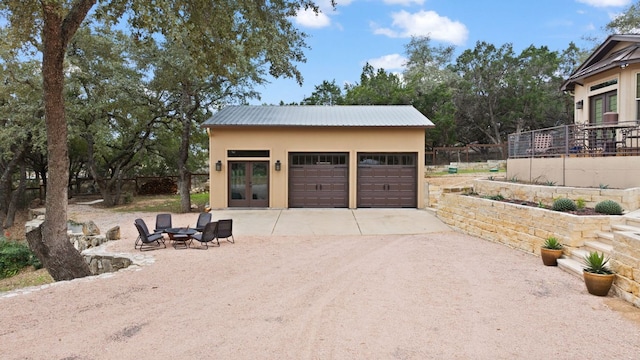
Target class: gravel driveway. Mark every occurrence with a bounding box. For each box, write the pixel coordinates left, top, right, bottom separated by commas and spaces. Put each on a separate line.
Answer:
1, 205, 640, 359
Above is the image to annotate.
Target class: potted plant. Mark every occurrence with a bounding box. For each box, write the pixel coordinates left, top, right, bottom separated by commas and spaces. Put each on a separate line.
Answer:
583, 251, 615, 296
540, 237, 563, 266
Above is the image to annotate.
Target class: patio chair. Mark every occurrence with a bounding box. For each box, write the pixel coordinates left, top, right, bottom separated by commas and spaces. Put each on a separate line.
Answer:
154, 213, 172, 233
191, 221, 219, 249
134, 219, 166, 251
194, 212, 212, 232
216, 219, 235, 244
526, 133, 553, 155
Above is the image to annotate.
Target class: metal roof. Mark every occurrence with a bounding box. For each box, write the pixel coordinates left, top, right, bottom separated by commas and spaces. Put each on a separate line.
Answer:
561, 34, 640, 91
202, 105, 434, 127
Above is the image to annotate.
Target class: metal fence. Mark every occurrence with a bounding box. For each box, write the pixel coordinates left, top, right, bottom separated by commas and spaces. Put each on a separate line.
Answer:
508, 121, 640, 158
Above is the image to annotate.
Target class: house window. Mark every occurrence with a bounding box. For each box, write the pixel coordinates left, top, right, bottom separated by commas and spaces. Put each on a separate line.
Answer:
227, 150, 270, 157
590, 79, 618, 92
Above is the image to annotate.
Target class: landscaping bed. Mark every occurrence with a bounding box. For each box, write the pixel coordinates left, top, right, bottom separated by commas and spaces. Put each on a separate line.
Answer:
469, 195, 603, 216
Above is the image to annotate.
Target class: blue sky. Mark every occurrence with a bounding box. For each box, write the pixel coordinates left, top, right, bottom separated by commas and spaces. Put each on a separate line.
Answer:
249, 0, 633, 105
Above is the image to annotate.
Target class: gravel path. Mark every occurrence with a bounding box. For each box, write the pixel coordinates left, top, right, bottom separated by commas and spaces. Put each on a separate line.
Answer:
1, 205, 640, 359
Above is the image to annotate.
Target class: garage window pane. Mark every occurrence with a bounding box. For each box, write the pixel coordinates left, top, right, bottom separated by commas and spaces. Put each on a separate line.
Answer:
292, 153, 347, 165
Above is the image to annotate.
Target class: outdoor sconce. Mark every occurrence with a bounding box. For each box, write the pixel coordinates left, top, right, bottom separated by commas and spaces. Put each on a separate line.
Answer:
215, 160, 222, 172
576, 100, 583, 110
275, 160, 281, 171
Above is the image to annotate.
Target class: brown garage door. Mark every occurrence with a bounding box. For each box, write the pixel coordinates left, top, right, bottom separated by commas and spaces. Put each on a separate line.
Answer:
289, 153, 348, 208
358, 153, 417, 208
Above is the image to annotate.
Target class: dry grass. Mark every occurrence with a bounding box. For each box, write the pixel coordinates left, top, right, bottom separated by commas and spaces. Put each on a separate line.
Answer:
0, 267, 53, 292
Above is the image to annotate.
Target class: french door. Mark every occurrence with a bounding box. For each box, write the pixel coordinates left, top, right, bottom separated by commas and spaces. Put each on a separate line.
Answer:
589, 90, 617, 125
228, 161, 269, 207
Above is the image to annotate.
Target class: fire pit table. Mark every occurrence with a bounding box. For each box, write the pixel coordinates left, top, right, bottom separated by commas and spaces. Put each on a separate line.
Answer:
164, 227, 197, 249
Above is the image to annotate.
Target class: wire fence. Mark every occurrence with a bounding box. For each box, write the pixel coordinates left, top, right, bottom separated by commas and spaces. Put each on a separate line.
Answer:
425, 144, 507, 165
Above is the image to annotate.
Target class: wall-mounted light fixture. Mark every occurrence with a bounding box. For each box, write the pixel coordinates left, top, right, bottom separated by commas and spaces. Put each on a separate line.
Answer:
215, 160, 222, 171
275, 160, 281, 171
575, 100, 583, 110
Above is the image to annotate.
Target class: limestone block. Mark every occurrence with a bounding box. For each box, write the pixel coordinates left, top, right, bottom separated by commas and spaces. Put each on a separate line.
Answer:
69, 233, 88, 251
89, 235, 107, 248
613, 252, 639, 269
611, 260, 634, 279
28, 208, 46, 219
82, 221, 100, 236
101, 260, 113, 274
88, 258, 99, 274
25, 219, 44, 234
105, 226, 120, 241
111, 257, 132, 270
614, 275, 639, 296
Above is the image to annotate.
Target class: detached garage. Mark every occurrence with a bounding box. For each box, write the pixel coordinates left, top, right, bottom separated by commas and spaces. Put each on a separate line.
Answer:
202, 105, 433, 209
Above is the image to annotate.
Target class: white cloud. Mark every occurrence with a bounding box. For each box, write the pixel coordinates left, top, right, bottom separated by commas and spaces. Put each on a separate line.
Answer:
382, 0, 425, 5
372, 10, 468, 46
576, 0, 631, 7
367, 54, 407, 70
294, 8, 332, 28
293, 0, 352, 29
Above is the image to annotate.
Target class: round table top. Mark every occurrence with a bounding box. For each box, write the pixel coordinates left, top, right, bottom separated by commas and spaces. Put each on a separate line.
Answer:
165, 227, 197, 235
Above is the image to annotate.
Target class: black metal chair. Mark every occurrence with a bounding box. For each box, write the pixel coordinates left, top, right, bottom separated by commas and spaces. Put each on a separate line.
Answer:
191, 221, 219, 249
216, 219, 234, 244
134, 219, 166, 251
154, 213, 172, 233
194, 212, 212, 232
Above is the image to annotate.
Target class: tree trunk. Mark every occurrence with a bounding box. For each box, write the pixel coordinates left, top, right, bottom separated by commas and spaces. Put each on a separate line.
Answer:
39, 2, 93, 280
178, 88, 193, 213
4, 162, 27, 228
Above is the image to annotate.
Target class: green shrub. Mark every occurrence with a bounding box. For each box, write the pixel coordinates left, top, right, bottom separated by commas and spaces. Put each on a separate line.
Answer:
552, 198, 577, 212
0, 240, 41, 279
594, 200, 623, 215
575, 198, 586, 210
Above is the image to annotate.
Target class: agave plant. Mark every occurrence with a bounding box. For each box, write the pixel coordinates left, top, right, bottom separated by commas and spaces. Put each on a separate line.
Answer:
542, 237, 562, 250
583, 251, 613, 275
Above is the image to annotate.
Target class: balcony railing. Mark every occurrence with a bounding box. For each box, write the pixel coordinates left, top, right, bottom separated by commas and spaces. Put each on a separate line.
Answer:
508, 120, 640, 158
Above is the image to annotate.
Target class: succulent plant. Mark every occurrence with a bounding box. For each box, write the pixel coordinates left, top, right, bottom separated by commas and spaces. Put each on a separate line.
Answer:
542, 237, 562, 250
583, 251, 613, 275
594, 199, 623, 215
551, 198, 577, 212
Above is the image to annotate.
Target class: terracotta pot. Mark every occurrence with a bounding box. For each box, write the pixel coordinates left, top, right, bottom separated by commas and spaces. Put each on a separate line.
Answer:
540, 248, 563, 266
583, 271, 615, 296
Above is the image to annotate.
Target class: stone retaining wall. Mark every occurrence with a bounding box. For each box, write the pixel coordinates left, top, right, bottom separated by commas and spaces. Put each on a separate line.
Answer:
436, 193, 624, 252
611, 231, 640, 307
473, 179, 640, 211
437, 192, 640, 307
24, 216, 128, 276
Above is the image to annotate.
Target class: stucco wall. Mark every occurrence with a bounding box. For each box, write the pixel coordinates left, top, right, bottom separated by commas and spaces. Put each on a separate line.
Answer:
572, 63, 640, 124
507, 157, 640, 189
206, 126, 426, 209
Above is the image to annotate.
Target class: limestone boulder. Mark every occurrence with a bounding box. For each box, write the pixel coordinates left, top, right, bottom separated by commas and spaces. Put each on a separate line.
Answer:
106, 226, 121, 240
82, 221, 100, 236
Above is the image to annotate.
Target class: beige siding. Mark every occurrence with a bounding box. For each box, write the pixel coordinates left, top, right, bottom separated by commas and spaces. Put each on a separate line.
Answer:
573, 64, 640, 124
207, 126, 426, 209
